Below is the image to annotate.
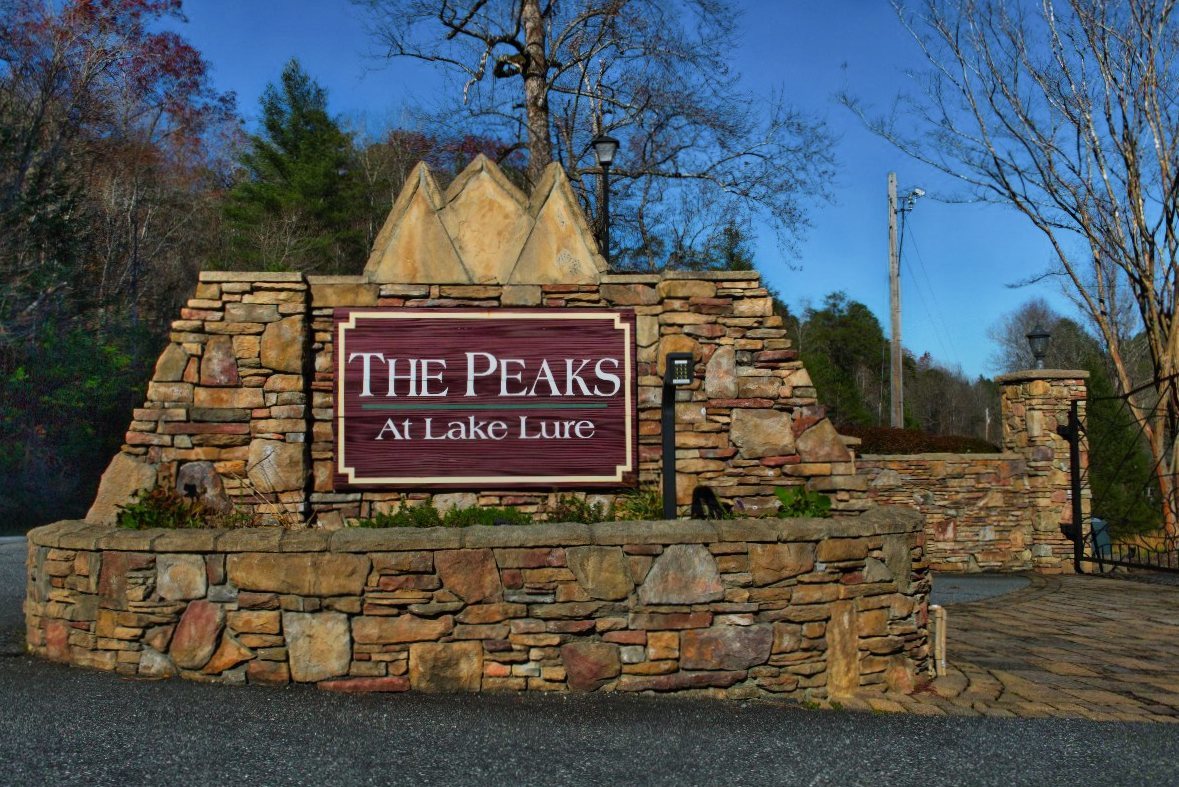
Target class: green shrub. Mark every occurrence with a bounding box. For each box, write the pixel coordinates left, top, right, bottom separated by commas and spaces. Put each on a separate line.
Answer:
355, 504, 444, 528
443, 506, 533, 528
355, 503, 533, 528
774, 486, 832, 518
116, 488, 210, 530
546, 494, 610, 523
116, 487, 264, 529
614, 487, 664, 520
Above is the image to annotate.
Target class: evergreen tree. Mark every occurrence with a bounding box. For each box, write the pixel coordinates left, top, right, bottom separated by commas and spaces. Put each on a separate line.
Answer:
799, 293, 889, 426
702, 222, 756, 272
223, 59, 365, 273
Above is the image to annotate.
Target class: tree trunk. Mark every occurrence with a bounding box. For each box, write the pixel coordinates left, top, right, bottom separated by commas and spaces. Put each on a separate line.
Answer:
521, 0, 552, 186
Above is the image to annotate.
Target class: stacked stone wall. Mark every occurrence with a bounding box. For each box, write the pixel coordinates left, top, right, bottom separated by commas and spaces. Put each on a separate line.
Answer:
91, 268, 866, 526
306, 271, 864, 525
25, 508, 927, 700
118, 273, 311, 521
858, 454, 1031, 571
858, 371, 1089, 574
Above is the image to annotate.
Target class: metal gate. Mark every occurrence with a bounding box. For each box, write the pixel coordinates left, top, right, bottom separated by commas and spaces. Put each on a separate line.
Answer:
1060, 376, 1179, 574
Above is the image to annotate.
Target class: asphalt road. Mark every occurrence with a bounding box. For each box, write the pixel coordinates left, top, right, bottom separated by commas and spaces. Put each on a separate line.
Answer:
2, 539, 1177, 786
1, 538, 25, 655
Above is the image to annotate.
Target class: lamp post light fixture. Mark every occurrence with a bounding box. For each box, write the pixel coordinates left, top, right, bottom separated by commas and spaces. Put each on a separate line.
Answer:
591, 133, 619, 266
1026, 324, 1051, 369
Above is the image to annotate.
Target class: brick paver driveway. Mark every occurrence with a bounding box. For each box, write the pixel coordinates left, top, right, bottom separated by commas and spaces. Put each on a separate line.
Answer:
846, 573, 1179, 721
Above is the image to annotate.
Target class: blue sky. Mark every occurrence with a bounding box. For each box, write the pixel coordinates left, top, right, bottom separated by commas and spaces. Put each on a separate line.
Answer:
167, 0, 1079, 378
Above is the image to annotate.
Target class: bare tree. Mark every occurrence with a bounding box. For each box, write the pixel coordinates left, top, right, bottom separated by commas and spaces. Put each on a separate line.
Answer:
354, 0, 834, 270
0, 0, 235, 340
846, 0, 1179, 534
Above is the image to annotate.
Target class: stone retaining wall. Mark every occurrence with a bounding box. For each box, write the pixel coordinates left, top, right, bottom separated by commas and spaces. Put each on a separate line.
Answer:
857, 454, 1031, 572
25, 507, 928, 700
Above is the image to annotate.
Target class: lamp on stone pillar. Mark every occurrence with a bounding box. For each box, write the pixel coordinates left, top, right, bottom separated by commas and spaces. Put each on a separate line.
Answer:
591, 133, 619, 266
1026, 324, 1051, 369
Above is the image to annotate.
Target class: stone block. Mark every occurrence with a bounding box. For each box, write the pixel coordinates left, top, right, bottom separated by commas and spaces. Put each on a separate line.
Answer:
247, 659, 290, 685
432, 492, 477, 514
318, 676, 410, 693
601, 283, 659, 305
826, 600, 859, 696
680, 625, 773, 670
200, 335, 241, 387
156, 554, 207, 600
153, 344, 190, 382
227, 553, 369, 596
86, 453, 157, 524
501, 285, 542, 305
175, 461, 232, 514
863, 557, 892, 583
283, 611, 351, 683
748, 543, 815, 585
637, 315, 659, 347
260, 316, 305, 373
816, 538, 869, 563
617, 670, 745, 692
247, 439, 306, 493
225, 302, 281, 323
656, 334, 699, 378
772, 623, 802, 654
510, 165, 603, 285
883, 535, 913, 592
657, 279, 716, 299
139, 647, 177, 678
796, 419, 853, 462
170, 600, 225, 670
409, 642, 483, 692
561, 642, 621, 691
628, 611, 712, 630
227, 610, 280, 634
202, 632, 254, 674
565, 546, 633, 600
435, 549, 502, 603
264, 374, 303, 392
352, 614, 454, 644
730, 409, 795, 459
705, 345, 738, 399
637, 544, 723, 605
456, 603, 526, 624
194, 387, 265, 409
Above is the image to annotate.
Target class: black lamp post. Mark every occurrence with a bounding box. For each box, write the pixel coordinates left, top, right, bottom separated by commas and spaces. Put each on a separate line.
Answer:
591, 133, 619, 266
662, 352, 695, 519
1026, 324, 1051, 369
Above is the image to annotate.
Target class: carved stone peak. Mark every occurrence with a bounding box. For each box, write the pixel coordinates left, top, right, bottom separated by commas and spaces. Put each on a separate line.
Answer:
364, 157, 605, 284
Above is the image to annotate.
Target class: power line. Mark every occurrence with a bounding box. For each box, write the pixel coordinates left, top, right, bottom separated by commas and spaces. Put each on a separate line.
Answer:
901, 218, 962, 370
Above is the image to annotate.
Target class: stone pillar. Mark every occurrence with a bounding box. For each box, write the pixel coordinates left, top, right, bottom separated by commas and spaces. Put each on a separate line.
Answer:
996, 370, 1090, 573
87, 271, 312, 525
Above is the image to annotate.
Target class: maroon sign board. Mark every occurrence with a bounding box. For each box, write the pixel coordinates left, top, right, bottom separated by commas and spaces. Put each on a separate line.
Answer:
334, 309, 637, 487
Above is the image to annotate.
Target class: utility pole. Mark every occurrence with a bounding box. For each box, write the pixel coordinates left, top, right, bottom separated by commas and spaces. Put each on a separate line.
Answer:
888, 172, 903, 428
